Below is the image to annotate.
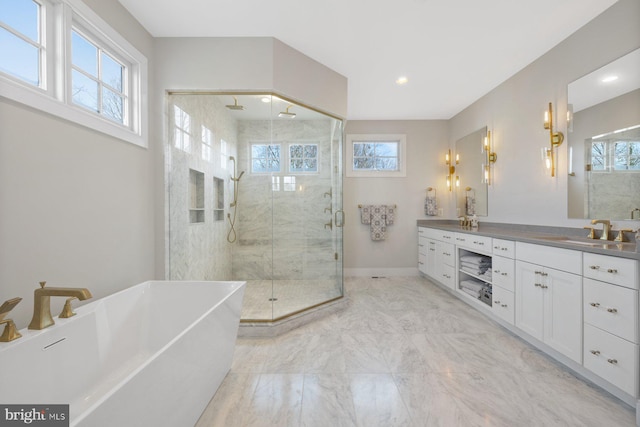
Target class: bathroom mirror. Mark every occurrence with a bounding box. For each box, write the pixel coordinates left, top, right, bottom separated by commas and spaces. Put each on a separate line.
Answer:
567, 48, 640, 220
455, 127, 488, 217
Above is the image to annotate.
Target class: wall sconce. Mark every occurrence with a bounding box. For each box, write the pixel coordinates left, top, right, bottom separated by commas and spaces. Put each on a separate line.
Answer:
543, 102, 564, 177
482, 129, 497, 184
445, 149, 458, 191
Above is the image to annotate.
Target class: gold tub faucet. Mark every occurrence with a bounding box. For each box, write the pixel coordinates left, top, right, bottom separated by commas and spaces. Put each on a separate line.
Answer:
28, 281, 92, 330
591, 219, 611, 241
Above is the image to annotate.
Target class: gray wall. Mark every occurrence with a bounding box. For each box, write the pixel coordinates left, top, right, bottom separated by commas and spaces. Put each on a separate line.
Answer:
0, 0, 157, 328
342, 0, 640, 273
343, 120, 449, 275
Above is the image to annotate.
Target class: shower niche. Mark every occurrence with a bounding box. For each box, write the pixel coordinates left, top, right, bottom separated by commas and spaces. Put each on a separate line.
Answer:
167, 93, 344, 325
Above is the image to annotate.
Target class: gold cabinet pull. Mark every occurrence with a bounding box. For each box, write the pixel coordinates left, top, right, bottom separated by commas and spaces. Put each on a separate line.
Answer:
590, 350, 601, 356
607, 268, 618, 274
606, 308, 618, 313
589, 265, 600, 270
589, 302, 600, 307
607, 359, 618, 365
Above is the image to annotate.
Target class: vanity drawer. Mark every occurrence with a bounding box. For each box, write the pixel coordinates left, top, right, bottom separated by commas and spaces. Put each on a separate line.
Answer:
438, 242, 455, 266
492, 239, 515, 258
440, 263, 455, 290
516, 242, 582, 275
492, 255, 515, 292
583, 252, 638, 289
438, 230, 456, 242
492, 286, 514, 325
584, 278, 638, 343
584, 323, 639, 397
455, 233, 492, 253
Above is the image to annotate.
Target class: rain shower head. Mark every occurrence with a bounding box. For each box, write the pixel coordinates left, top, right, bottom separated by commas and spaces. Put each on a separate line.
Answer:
278, 105, 296, 118
225, 96, 244, 111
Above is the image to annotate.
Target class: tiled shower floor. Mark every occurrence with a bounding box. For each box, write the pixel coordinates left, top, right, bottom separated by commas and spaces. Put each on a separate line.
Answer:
198, 276, 635, 426
240, 279, 342, 320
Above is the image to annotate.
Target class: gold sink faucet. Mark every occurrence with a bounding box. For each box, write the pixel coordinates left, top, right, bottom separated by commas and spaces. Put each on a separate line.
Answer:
591, 219, 611, 241
28, 281, 92, 330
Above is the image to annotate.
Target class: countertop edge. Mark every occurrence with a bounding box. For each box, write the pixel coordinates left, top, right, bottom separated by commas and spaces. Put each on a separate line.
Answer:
416, 219, 640, 261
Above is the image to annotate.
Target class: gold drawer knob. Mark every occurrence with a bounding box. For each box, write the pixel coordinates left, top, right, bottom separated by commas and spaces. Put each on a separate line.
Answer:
589, 302, 600, 307
590, 265, 600, 270
607, 308, 618, 313
607, 359, 618, 365
607, 269, 618, 274
590, 350, 601, 356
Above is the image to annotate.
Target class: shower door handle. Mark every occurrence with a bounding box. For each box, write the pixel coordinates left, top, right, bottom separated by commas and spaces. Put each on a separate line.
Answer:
335, 210, 345, 227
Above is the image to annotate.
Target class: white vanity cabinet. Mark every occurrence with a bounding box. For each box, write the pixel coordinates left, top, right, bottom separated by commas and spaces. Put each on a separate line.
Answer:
515, 242, 583, 363
418, 227, 455, 289
582, 253, 639, 397
491, 239, 515, 324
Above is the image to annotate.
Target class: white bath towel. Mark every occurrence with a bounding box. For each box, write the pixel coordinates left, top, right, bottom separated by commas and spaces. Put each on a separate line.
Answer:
425, 196, 437, 216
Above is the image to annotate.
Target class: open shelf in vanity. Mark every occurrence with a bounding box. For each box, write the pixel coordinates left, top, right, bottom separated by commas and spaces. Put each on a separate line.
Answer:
454, 232, 493, 308
458, 248, 493, 307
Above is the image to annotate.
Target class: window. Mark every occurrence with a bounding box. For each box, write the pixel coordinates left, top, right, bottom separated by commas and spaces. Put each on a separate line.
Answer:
289, 144, 318, 173
0, 0, 43, 87
201, 125, 213, 162
590, 139, 640, 172
251, 144, 281, 173
71, 29, 126, 124
0, 0, 148, 147
173, 105, 191, 152
346, 134, 407, 177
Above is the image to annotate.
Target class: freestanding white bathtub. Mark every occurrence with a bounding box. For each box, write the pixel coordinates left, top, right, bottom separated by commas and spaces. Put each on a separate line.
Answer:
0, 280, 245, 427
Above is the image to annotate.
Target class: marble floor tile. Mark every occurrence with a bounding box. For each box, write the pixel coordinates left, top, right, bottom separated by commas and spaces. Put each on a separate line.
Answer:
300, 374, 358, 427
197, 276, 636, 427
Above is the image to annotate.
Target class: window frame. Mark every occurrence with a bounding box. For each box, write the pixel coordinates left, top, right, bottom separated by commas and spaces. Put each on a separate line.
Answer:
0, 0, 148, 147
346, 134, 407, 177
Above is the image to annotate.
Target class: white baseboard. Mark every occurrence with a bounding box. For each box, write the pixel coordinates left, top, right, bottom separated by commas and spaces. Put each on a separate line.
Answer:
344, 267, 419, 277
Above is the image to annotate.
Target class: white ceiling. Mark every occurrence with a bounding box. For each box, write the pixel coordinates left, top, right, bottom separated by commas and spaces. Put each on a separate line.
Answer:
117, 0, 618, 120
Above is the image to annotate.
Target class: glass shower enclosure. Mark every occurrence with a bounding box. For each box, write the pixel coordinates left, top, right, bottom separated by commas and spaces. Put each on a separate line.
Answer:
166, 93, 344, 322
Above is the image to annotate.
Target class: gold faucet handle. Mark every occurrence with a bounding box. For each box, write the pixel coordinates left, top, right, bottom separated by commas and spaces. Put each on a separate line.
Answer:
0, 319, 21, 342
614, 229, 633, 242
39, 281, 47, 289
583, 226, 595, 239
59, 297, 78, 319
0, 297, 22, 323
0, 297, 23, 342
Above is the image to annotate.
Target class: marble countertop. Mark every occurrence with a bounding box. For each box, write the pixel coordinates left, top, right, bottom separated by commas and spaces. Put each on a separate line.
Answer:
416, 219, 640, 261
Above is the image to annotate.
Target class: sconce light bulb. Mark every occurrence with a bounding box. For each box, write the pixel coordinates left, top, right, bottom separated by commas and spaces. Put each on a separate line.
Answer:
455, 176, 460, 187
445, 152, 450, 164
544, 110, 550, 129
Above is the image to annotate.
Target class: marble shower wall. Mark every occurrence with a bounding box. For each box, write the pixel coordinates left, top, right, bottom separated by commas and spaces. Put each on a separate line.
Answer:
168, 95, 237, 281
233, 119, 338, 281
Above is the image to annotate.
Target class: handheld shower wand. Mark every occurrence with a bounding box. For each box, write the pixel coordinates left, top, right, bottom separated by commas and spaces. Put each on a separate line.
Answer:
227, 156, 245, 243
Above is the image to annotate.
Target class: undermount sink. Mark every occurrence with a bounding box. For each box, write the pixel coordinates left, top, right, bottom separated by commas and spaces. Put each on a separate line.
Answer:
536, 235, 635, 249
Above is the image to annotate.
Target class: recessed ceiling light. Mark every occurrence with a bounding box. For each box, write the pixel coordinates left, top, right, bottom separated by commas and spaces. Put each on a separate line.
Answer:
395, 76, 408, 85
601, 75, 619, 83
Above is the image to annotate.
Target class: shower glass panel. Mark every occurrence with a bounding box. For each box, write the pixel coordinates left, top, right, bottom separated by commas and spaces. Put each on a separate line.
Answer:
166, 93, 344, 322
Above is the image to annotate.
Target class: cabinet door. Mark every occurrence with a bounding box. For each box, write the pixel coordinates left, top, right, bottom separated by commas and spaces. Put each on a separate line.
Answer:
418, 235, 428, 274
515, 261, 544, 341
544, 268, 583, 363
425, 239, 437, 278
492, 255, 515, 292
